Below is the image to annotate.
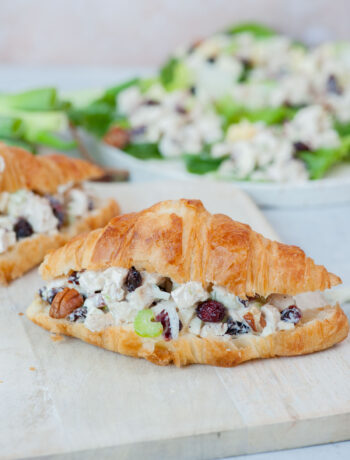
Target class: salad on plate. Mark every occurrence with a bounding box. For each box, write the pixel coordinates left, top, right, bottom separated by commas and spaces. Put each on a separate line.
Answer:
67, 22, 350, 183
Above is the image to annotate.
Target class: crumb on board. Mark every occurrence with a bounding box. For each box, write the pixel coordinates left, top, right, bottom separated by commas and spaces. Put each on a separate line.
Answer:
0, 380, 3, 383
18, 312, 24, 316
29, 367, 36, 371
50, 334, 64, 342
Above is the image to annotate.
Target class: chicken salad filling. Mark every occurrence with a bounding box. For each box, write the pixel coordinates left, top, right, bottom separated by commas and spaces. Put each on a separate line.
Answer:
39, 266, 329, 340
0, 182, 97, 254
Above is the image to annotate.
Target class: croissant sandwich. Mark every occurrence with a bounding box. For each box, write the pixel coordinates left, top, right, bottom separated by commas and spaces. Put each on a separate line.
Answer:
26, 199, 348, 367
0, 143, 119, 283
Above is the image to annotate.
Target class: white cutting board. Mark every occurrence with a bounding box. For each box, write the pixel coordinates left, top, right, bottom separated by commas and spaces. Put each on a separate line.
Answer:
0, 182, 349, 460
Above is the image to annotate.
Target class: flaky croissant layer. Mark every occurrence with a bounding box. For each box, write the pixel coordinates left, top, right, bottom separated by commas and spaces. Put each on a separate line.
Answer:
0, 142, 104, 194
40, 199, 341, 298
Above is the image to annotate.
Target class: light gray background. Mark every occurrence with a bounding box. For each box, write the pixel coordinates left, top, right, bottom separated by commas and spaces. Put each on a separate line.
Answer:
0, 0, 349, 66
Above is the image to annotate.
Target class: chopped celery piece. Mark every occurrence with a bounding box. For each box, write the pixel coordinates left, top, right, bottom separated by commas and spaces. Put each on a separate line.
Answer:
134, 310, 163, 338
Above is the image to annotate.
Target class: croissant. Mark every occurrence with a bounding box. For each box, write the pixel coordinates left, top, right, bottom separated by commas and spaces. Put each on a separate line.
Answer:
0, 143, 103, 193
0, 143, 119, 283
27, 199, 348, 367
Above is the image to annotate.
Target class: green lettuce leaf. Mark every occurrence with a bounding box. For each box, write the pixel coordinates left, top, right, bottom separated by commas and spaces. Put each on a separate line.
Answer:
67, 78, 139, 137
226, 22, 277, 38
159, 58, 192, 90
297, 136, 350, 179
183, 152, 227, 175
101, 78, 139, 107
334, 120, 350, 137
123, 142, 163, 160
216, 98, 298, 129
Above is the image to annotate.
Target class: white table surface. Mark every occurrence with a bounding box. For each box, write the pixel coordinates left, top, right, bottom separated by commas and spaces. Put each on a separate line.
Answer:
1, 66, 349, 460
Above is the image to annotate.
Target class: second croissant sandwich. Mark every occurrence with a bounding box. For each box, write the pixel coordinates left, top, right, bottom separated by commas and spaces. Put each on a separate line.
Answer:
27, 199, 348, 367
0, 143, 119, 283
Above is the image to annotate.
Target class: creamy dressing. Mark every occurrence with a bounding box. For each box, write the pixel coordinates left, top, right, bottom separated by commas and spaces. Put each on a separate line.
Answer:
40, 267, 332, 339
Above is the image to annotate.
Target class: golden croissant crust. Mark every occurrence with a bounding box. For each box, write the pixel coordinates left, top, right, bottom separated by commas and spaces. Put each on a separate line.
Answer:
0, 142, 104, 194
40, 199, 341, 297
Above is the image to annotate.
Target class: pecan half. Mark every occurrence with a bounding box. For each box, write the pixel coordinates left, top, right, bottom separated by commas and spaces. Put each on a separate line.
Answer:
49, 288, 84, 319
103, 126, 130, 149
243, 312, 257, 332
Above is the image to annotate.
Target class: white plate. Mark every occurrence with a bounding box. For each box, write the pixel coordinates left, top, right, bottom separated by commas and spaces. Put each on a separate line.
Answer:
85, 133, 350, 208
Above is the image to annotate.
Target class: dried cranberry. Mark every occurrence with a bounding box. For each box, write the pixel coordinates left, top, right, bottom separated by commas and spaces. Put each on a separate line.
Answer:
47, 196, 65, 229
206, 56, 216, 64
327, 75, 342, 95
39, 287, 63, 304
281, 305, 302, 324
144, 99, 159, 106
196, 300, 226, 323
67, 306, 87, 322
155, 310, 181, 340
226, 318, 250, 336
238, 298, 249, 307
14, 218, 33, 239
130, 126, 146, 137
293, 141, 311, 153
155, 310, 172, 340
125, 266, 142, 292
88, 198, 94, 211
176, 105, 187, 115
241, 58, 253, 71
68, 271, 80, 285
